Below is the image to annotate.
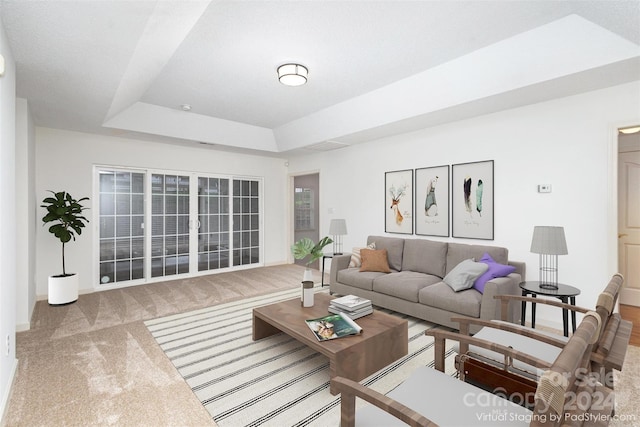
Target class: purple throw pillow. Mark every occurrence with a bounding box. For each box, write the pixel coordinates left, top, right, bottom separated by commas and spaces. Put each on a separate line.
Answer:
473, 253, 516, 294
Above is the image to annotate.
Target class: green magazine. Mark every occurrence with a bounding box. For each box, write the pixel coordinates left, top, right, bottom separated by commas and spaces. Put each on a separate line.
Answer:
305, 312, 363, 341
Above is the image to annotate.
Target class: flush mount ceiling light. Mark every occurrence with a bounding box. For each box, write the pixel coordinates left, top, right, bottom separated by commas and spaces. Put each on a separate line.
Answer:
619, 126, 640, 134
180, 104, 192, 112
277, 63, 308, 86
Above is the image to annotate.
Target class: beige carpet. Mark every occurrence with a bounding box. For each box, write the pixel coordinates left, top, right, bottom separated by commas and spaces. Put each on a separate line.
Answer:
2, 264, 638, 426
2, 264, 308, 427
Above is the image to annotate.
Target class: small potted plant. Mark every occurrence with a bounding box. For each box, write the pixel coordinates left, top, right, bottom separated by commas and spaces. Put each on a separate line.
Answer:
41, 191, 89, 305
291, 236, 333, 282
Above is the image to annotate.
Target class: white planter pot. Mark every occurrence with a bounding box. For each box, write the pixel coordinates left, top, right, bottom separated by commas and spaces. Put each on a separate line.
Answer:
48, 273, 79, 305
302, 281, 314, 307
302, 268, 314, 282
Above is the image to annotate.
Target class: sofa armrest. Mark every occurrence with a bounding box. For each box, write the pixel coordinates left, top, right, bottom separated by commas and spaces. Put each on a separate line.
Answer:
508, 260, 526, 279
331, 376, 436, 427
329, 254, 352, 287
479, 273, 522, 324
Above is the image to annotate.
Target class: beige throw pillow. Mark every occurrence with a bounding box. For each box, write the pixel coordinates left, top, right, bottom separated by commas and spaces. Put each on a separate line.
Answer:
349, 242, 376, 268
360, 249, 391, 273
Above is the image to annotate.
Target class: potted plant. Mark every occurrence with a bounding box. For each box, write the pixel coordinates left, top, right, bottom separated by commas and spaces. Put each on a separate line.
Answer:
291, 236, 333, 282
41, 191, 90, 305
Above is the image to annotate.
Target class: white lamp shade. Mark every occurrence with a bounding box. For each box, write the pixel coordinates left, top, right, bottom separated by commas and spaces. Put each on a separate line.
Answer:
277, 63, 308, 86
530, 226, 568, 255
329, 219, 347, 235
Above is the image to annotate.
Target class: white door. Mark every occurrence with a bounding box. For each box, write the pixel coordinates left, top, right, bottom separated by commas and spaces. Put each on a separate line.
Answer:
618, 149, 640, 306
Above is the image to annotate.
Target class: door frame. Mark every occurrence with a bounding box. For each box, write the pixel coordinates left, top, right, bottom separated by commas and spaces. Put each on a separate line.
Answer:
288, 170, 322, 265
608, 121, 640, 307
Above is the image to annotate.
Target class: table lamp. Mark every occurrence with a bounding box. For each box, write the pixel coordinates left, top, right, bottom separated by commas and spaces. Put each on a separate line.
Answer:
329, 219, 347, 255
530, 226, 568, 289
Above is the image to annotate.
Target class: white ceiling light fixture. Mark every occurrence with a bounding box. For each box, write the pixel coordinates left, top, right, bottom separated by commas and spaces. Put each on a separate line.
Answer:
181, 104, 192, 112
619, 126, 640, 134
277, 63, 308, 86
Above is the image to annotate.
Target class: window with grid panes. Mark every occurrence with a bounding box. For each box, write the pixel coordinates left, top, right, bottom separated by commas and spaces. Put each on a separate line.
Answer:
151, 174, 190, 277
97, 167, 262, 286
232, 179, 260, 266
98, 170, 145, 284
197, 177, 230, 271
294, 187, 314, 231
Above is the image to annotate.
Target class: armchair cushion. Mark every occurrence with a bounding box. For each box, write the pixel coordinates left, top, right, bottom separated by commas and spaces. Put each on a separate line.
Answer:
462, 320, 568, 378
353, 366, 531, 426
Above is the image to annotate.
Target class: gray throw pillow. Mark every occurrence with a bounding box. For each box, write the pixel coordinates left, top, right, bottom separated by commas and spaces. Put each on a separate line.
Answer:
443, 259, 489, 292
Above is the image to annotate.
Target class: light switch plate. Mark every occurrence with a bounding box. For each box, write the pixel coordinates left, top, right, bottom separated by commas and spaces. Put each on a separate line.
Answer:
0, 54, 5, 77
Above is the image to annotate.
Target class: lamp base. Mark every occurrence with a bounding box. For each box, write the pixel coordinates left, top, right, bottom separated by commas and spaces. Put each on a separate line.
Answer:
332, 239, 343, 257
539, 282, 559, 290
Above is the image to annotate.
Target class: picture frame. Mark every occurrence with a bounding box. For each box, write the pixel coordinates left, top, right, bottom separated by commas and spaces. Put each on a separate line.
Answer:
452, 160, 494, 240
415, 165, 449, 237
385, 169, 413, 235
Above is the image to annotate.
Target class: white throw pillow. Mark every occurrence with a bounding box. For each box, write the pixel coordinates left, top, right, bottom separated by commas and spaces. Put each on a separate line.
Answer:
443, 259, 489, 292
349, 242, 376, 268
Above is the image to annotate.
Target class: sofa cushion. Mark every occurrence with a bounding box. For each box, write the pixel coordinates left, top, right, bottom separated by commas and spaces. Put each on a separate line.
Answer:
367, 235, 404, 271
372, 271, 441, 303
401, 238, 448, 277
360, 249, 391, 273
445, 242, 508, 276
349, 242, 376, 268
473, 253, 517, 294
337, 268, 388, 291
419, 282, 482, 317
443, 259, 488, 292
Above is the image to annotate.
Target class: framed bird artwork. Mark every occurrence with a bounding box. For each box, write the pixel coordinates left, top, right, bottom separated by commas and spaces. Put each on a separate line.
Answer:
452, 160, 494, 240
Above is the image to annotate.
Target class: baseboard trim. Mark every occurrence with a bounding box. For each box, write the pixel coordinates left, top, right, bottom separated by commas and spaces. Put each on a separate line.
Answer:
621, 288, 640, 307
15, 323, 30, 332
0, 358, 18, 425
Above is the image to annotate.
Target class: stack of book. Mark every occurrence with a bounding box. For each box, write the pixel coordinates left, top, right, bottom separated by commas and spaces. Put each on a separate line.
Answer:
328, 294, 373, 320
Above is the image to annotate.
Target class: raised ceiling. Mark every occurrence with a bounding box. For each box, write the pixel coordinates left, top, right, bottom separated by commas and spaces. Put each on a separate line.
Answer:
1, 1, 639, 156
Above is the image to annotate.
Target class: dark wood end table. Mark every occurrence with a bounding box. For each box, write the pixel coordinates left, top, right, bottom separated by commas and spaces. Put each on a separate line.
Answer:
519, 281, 581, 337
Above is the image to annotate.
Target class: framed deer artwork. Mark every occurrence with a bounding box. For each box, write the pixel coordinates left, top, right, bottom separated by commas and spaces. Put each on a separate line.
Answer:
415, 165, 449, 237
452, 160, 494, 240
385, 169, 413, 235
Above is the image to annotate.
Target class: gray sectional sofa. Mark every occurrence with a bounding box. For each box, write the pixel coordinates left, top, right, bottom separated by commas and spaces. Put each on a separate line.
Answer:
329, 235, 525, 333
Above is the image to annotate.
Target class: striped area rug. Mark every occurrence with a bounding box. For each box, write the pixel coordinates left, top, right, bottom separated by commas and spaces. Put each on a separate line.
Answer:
145, 288, 457, 427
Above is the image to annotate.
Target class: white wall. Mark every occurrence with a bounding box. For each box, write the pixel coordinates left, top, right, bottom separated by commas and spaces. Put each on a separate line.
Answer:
0, 18, 18, 420
15, 98, 36, 331
287, 82, 640, 330
34, 128, 289, 297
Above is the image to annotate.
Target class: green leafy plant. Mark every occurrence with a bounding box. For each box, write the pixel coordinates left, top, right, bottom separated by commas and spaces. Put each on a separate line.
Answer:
41, 191, 90, 277
291, 236, 333, 266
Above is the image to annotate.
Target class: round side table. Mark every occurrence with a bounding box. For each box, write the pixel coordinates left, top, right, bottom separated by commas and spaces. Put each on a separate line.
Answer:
519, 281, 581, 337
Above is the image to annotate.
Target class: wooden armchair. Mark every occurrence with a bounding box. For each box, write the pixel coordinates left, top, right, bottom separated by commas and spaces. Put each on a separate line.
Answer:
332, 313, 611, 426
452, 274, 631, 394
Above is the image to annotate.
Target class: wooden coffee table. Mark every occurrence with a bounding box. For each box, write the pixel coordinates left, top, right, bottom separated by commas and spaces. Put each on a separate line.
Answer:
252, 292, 408, 395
